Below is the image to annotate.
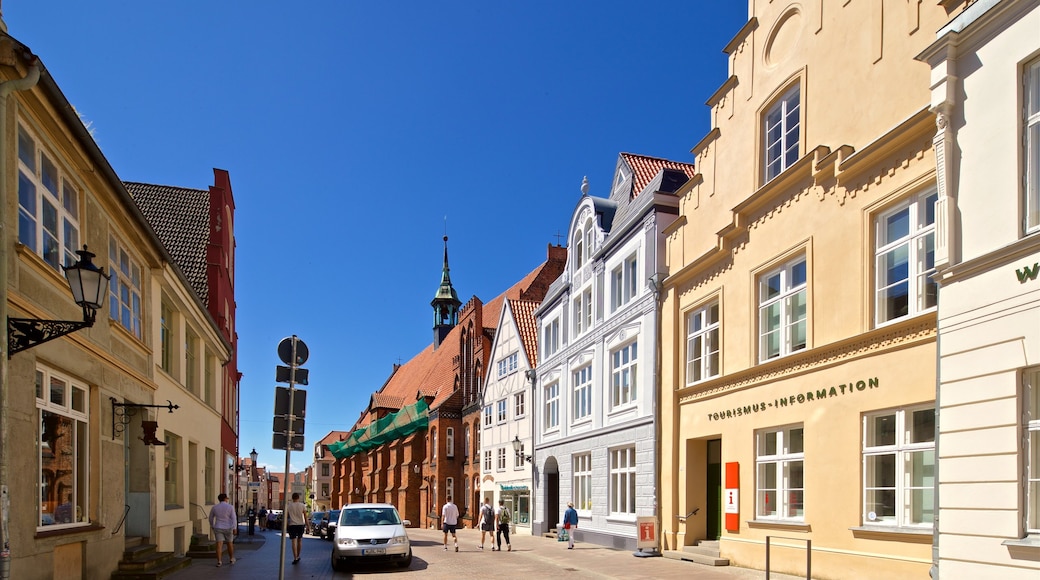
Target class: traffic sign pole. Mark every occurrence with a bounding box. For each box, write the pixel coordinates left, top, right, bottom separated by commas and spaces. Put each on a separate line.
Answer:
275, 335, 307, 580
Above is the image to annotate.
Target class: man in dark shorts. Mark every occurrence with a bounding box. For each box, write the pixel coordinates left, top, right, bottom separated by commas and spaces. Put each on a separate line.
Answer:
441, 495, 460, 551
285, 492, 309, 564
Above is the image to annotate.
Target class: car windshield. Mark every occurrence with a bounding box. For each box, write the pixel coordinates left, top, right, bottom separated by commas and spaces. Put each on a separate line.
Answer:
327, 510, 340, 522
340, 507, 401, 526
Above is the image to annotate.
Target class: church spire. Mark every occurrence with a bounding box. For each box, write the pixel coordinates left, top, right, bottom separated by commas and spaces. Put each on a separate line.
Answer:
431, 235, 461, 349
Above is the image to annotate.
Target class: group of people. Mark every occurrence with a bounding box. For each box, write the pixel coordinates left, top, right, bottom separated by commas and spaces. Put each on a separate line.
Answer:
441, 496, 579, 551
207, 492, 312, 567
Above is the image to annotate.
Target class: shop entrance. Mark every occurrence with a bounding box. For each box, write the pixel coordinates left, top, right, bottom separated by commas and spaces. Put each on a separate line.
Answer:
706, 438, 722, 540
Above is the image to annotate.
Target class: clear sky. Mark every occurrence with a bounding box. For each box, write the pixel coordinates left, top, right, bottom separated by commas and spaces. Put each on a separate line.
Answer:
4, 1, 747, 473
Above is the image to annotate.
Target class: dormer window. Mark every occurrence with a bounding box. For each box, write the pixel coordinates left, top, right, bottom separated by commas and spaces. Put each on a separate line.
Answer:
614, 163, 632, 196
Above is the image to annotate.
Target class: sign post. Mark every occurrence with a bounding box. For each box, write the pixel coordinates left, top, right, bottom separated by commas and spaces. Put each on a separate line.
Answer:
274, 336, 308, 580
634, 516, 659, 556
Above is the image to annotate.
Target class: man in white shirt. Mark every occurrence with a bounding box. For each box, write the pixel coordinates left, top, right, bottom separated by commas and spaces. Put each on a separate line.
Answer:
208, 493, 237, 566
285, 492, 309, 564
441, 496, 460, 552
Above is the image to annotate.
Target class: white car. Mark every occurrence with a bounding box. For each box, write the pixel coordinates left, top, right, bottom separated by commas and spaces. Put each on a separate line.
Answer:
330, 503, 412, 571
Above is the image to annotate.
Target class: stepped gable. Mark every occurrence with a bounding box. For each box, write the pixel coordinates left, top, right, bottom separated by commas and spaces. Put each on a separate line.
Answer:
124, 181, 210, 303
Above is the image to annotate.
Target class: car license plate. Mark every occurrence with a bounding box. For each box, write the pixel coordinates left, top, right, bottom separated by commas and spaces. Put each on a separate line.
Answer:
362, 547, 385, 555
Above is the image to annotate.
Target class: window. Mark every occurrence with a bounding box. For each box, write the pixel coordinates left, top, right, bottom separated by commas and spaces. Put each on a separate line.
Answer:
514, 392, 526, 417
164, 432, 183, 508
862, 406, 935, 527
574, 453, 592, 512
514, 442, 526, 469
544, 382, 559, 431
610, 342, 638, 408
160, 302, 173, 373
321, 483, 329, 498
432, 430, 438, 463
875, 190, 937, 325
574, 230, 585, 266
185, 328, 199, 395
109, 237, 143, 339
36, 367, 88, 528
205, 448, 215, 505
1026, 58, 1040, 233
483, 405, 492, 428
573, 365, 592, 421
321, 463, 330, 477
764, 85, 800, 182
609, 447, 636, 515
464, 478, 471, 510
204, 350, 215, 406
756, 425, 804, 520
497, 352, 518, 378
497, 448, 506, 471
573, 290, 593, 337
497, 399, 507, 423
17, 125, 81, 271
686, 302, 720, 384
611, 253, 639, 311
758, 257, 807, 361
483, 450, 492, 472
544, 318, 560, 358
446, 427, 455, 458
464, 425, 471, 459
446, 477, 454, 503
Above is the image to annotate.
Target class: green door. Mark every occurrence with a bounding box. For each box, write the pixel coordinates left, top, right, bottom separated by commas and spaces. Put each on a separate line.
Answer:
706, 439, 722, 540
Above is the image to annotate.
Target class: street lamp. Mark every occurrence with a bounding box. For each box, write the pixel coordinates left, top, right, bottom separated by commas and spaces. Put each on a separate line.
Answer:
250, 448, 259, 508
8, 245, 111, 357
512, 435, 532, 463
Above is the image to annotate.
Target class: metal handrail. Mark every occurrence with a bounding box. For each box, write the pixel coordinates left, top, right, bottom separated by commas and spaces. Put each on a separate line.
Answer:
765, 535, 811, 580
677, 507, 700, 522
112, 504, 130, 535
189, 502, 208, 536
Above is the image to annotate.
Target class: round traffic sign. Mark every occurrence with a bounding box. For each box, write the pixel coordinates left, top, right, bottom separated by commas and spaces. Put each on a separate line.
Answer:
277, 336, 309, 365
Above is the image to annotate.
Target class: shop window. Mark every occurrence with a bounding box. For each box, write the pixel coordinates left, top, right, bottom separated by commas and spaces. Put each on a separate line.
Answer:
756, 425, 804, 520
862, 406, 935, 527
36, 367, 89, 529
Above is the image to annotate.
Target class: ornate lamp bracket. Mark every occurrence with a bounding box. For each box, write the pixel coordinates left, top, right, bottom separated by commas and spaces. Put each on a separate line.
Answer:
110, 398, 180, 440
8, 314, 93, 357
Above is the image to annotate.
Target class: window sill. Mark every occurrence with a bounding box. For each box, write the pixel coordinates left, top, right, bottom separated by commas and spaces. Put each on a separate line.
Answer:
1002, 535, 1040, 549
849, 525, 932, 543
606, 514, 637, 524
747, 519, 810, 532
35, 522, 104, 538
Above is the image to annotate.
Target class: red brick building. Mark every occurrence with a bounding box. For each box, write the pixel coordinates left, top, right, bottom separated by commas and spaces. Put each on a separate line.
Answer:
329, 240, 565, 528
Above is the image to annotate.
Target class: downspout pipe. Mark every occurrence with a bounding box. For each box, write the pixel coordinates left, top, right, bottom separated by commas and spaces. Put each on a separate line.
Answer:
0, 48, 41, 580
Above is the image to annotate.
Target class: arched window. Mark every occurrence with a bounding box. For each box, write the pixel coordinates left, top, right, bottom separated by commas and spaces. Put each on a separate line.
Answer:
574, 230, 584, 265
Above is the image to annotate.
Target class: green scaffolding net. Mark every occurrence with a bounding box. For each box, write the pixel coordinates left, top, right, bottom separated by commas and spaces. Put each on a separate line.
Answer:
328, 398, 429, 459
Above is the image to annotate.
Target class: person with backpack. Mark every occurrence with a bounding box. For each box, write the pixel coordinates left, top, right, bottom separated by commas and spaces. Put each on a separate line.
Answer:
477, 497, 495, 550
495, 499, 512, 552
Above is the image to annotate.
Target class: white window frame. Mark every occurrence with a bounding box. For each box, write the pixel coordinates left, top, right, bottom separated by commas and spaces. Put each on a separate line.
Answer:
686, 301, 720, 385
497, 352, 519, 378
543, 318, 560, 358
110, 236, 143, 339
483, 405, 492, 428
544, 382, 559, 431
758, 256, 807, 362
446, 427, 455, 458
574, 453, 593, 513
573, 364, 592, 421
755, 425, 805, 521
514, 442, 526, 469
611, 253, 639, 311
610, 341, 638, 409
483, 450, 492, 472
573, 289, 593, 337
36, 366, 89, 530
764, 85, 800, 182
496, 448, 506, 471
609, 446, 636, 516
496, 399, 507, 423
1024, 368, 1040, 533
862, 405, 935, 528
1025, 58, 1040, 234
17, 124, 81, 271
875, 190, 937, 325
514, 392, 526, 418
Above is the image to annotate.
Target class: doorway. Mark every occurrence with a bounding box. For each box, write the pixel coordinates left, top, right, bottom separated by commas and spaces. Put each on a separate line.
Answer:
706, 439, 722, 540
543, 456, 559, 534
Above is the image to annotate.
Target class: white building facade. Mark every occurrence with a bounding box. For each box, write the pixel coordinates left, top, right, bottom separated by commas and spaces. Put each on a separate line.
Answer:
532, 156, 692, 549
919, 1, 1040, 577
479, 299, 538, 533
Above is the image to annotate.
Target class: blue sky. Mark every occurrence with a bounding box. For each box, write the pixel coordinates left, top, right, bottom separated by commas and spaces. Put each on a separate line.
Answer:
4, 1, 747, 472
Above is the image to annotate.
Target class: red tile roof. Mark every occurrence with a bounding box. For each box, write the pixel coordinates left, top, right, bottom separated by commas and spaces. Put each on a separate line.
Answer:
509, 299, 541, 368
620, 152, 696, 198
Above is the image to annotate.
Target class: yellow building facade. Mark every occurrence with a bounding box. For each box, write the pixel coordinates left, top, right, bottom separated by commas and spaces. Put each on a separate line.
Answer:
658, 2, 963, 578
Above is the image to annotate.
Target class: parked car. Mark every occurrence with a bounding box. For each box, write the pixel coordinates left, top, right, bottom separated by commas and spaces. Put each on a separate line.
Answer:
330, 503, 411, 572
267, 509, 283, 529
320, 509, 340, 540
310, 511, 326, 535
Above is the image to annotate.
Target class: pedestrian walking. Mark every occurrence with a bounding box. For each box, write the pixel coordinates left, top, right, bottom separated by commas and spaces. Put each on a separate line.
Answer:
441, 496, 460, 552
285, 493, 309, 564
562, 501, 579, 549
208, 493, 237, 566
495, 499, 512, 552
258, 506, 268, 531
477, 497, 495, 550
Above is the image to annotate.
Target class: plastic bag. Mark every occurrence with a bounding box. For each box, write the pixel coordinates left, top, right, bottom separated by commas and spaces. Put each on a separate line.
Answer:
558, 527, 569, 542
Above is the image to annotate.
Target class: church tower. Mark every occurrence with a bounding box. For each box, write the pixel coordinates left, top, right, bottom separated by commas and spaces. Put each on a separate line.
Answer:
431, 235, 461, 349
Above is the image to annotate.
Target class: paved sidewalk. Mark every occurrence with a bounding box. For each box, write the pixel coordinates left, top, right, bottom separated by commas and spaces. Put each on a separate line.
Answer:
168, 525, 807, 580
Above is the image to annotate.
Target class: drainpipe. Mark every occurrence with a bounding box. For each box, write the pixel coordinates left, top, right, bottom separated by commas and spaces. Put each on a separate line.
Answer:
0, 46, 42, 580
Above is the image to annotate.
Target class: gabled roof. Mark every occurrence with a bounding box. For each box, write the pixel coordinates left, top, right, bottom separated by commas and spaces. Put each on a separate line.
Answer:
508, 299, 541, 368
318, 430, 349, 446
619, 152, 696, 199
124, 182, 210, 304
